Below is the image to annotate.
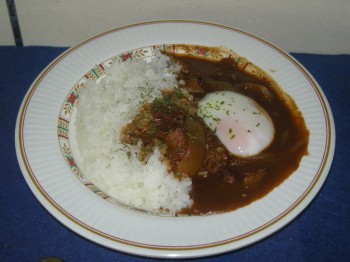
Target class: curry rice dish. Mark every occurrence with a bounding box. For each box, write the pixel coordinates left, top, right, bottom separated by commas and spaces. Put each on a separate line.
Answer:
74, 47, 309, 216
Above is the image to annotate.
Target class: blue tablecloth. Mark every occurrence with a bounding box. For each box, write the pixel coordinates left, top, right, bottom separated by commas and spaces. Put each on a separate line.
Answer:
1, 46, 349, 262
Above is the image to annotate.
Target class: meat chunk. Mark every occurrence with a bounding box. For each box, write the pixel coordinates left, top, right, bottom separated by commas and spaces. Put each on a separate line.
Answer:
243, 168, 266, 188
164, 128, 188, 161
186, 78, 205, 97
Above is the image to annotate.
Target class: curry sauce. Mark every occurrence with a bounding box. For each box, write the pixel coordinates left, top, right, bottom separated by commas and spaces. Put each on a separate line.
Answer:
121, 54, 309, 215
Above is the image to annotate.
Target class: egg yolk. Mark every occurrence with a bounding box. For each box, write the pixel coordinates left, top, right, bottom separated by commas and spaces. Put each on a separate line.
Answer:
197, 91, 275, 157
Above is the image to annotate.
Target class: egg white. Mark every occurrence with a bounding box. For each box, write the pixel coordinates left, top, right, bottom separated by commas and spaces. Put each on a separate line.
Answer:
197, 91, 275, 157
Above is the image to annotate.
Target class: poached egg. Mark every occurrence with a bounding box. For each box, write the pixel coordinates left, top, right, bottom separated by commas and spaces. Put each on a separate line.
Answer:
197, 91, 275, 157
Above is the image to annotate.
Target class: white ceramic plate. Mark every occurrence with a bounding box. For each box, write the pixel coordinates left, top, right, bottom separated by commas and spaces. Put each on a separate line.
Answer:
15, 21, 335, 258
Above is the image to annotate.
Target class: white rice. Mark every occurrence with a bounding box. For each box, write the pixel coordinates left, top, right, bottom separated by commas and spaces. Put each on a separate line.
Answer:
74, 52, 192, 214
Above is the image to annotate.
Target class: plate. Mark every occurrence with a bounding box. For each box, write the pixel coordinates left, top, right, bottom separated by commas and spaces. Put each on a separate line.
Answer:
15, 20, 335, 258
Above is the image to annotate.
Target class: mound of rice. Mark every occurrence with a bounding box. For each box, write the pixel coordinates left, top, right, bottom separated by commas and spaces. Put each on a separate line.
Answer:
74, 51, 192, 214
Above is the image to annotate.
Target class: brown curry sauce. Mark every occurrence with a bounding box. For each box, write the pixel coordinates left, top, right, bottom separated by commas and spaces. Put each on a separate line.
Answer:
121, 54, 309, 215
174, 55, 309, 215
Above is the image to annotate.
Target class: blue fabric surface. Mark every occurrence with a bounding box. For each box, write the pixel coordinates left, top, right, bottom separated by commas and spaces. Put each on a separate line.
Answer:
1, 46, 349, 262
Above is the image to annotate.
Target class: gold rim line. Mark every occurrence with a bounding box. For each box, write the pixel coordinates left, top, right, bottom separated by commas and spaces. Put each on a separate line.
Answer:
17, 20, 334, 252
